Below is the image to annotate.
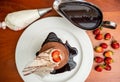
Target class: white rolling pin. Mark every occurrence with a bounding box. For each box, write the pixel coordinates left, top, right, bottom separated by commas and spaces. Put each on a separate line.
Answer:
0, 7, 52, 31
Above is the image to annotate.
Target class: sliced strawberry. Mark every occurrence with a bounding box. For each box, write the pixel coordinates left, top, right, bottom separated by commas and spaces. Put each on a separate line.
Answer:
52, 50, 61, 62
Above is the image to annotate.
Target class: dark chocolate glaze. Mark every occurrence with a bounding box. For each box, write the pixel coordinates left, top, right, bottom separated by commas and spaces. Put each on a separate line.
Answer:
58, 1, 103, 30
41, 32, 63, 46
36, 32, 78, 74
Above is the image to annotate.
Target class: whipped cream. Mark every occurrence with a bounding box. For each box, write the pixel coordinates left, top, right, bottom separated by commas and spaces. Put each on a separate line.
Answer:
23, 48, 62, 77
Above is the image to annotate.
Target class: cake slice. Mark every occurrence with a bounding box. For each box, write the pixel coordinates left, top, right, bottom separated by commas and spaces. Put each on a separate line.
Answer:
23, 32, 69, 76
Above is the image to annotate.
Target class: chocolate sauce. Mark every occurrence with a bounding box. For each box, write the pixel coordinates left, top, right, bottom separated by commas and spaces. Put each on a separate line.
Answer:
59, 1, 103, 30
36, 32, 78, 74
41, 32, 63, 46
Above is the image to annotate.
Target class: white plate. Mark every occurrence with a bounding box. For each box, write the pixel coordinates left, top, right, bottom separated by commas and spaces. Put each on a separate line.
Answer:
15, 17, 93, 82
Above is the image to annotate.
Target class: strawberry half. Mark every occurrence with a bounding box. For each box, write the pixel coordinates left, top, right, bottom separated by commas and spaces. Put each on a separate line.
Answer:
52, 50, 61, 62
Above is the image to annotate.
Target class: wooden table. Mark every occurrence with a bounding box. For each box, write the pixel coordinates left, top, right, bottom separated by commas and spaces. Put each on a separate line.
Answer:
0, 0, 120, 82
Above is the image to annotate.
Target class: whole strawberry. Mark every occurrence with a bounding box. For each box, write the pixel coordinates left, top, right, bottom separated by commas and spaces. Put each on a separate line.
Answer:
104, 50, 113, 57
104, 64, 111, 71
104, 33, 111, 40
104, 57, 113, 64
111, 40, 120, 49
95, 34, 103, 40
94, 56, 104, 63
93, 28, 101, 35
94, 46, 104, 53
95, 65, 103, 72
100, 43, 108, 49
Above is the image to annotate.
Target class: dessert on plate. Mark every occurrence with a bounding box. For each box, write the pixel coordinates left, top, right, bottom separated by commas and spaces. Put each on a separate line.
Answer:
23, 32, 78, 77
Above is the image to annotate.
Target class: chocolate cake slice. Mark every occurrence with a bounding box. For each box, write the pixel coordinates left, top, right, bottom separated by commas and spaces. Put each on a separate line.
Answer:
40, 32, 78, 74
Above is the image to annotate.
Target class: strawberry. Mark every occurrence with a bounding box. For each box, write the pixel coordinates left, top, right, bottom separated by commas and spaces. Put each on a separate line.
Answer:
104, 57, 113, 64
95, 34, 103, 40
52, 50, 61, 62
104, 64, 111, 71
94, 56, 104, 63
94, 46, 104, 53
95, 65, 103, 72
100, 43, 108, 49
104, 33, 111, 40
104, 50, 113, 57
93, 28, 101, 35
111, 40, 120, 49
